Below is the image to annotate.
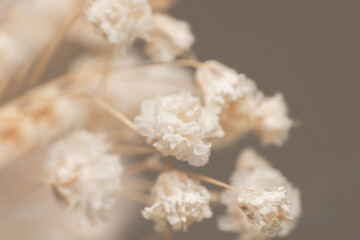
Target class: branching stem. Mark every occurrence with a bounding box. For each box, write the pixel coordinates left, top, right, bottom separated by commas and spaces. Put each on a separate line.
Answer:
179, 170, 240, 195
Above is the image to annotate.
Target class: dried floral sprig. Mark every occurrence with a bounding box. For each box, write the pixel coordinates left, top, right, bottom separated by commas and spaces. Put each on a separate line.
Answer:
0, 1, 301, 239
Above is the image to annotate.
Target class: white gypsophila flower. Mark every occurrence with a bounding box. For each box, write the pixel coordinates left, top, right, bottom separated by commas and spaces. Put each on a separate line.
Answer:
146, 13, 195, 61
86, 0, 152, 46
196, 61, 293, 146
47, 130, 123, 224
218, 148, 301, 239
219, 88, 292, 147
134, 91, 224, 166
196, 60, 257, 114
142, 171, 212, 231
251, 93, 293, 146
237, 187, 291, 236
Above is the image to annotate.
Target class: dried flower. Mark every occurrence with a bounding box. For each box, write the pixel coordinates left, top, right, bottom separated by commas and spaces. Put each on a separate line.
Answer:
86, 0, 152, 46
196, 60, 256, 114
196, 60, 293, 146
47, 130, 123, 224
237, 187, 290, 236
134, 91, 224, 166
218, 148, 301, 239
146, 13, 195, 61
250, 93, 293, 146
142, 171, 212, 231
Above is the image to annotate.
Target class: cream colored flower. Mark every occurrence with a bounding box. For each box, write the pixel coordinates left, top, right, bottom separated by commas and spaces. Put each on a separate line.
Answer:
251, 93, 292, 146
86, 0, 152, 46
237, 187, 290, 236
134, 91, 224, 166
142, 171, 212, 231
47, 130, 123, 224
218, 148, 301, 239
196, 60, 293, 146
196, 60, 256, 114
146, 13, 195, 61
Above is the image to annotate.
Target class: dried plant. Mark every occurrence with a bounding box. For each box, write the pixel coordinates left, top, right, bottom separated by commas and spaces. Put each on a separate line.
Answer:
0, 0, 301, 239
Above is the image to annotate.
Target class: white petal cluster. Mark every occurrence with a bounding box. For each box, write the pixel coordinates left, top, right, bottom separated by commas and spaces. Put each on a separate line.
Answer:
237, 187, 290, 236
218, 149, 301, 239
196, 60, 293, 146
250, 93, 293, 146
196, 60, 257, 114
47, 130, 123, 224
142, 171, 212, 231
134, 92, 224, 166
86, 0, 152, 46
146, 13, 195, 61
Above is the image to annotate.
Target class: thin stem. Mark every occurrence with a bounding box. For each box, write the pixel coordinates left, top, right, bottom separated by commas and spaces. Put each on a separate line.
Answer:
91, 96, 135, 130
120, 190, 150, 205
29, 12, 84, 84
123, 155, 165, 175
111, 144, 157, 155
180, 171, 240, 195
135, 58, 202, 69
163, 156, 172, 171
172, 59, 202, 68
123, 178, 155, 191
99, 44, 117, 95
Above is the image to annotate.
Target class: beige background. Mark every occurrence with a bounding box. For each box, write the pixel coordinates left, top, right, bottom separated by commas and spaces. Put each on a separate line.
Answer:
132, 1, 360, 239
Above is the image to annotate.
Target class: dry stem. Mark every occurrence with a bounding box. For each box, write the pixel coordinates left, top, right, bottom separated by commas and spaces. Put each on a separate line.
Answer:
92, 96, 135, 130
120, 190, 150, 205
180, 170, 240, 195
29, 12, 84, 84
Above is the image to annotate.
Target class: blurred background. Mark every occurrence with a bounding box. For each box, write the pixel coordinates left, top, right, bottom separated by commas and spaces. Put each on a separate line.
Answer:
158, 0, 359, 239
1, 0, 359, 240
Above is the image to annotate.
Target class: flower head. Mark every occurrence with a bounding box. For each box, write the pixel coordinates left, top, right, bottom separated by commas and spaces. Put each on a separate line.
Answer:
196, 60, 256, 114
237, 187, 291, 236
251, 93, 293, 146
142, 171, 212, 231
196, 60, 293, 146
47, 130, 123, 224
218, 149, 301, 239
134, 91, 224, 166
86, 0, 152, 47
146, 13, 195, 61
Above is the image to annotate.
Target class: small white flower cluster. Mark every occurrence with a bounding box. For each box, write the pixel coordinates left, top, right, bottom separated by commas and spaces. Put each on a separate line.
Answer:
0, 84, 88, 167
142, 171, 212, 231
134, 91, 224, 166
146, 13, 195, 61
196, 60, 257, 114
86, 0, 152, 46
237, 187, 290, 236
218, 148, 301, 239
196, 60, 293, 146
47, 130, 123, 224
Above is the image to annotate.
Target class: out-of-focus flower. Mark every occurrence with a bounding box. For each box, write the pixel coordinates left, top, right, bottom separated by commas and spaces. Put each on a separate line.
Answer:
146, 13, 194, 61
250, 93, 292, 146
218, 148, 301, 239
134, 91, 224, 166
196, 60, 293, 146
142, 171, 212, 231
237, 187, 290, 236
47, 130, 123, 224
86, 0, 152, 47
196, 60, 256, 114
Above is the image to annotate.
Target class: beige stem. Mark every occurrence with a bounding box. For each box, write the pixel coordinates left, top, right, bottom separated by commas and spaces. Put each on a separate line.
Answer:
120, 190, 150, 205
180, 171, 240, 195
91, 96, 135, 130
29, 12, 84, 84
